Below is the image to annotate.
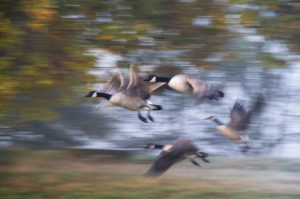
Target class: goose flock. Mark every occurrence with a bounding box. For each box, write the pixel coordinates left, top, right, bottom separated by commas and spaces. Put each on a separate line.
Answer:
85, 64, 264, 177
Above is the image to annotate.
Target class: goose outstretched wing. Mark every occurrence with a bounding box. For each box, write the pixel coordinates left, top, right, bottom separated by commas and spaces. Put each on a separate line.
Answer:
228, 94, 264, 131
145, 138, 198, 176
186, 77, 224, 104
126, 65, 150, 100
148, 82, 167, 93
228, 102, 249, 131
94, 70, 128, 104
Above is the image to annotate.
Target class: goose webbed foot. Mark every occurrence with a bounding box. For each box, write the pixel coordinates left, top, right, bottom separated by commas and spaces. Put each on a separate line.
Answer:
208, 96, 218, 101
147, 112, 154, 122
138, 112, 148, 123
190, 159, 201, 167
201, 157, 210, 163
241, 145, 250, 153
197, 152, 210, 163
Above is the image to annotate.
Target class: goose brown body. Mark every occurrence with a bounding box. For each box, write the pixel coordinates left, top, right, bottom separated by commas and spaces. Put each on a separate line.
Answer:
85, 65, 163, 122
109, 92, 148, 111
206, 95, 264, 146
145, 137, 209, 177
216, 125, 247, 144
167, 74, 192, 93
144, 74, 224, 103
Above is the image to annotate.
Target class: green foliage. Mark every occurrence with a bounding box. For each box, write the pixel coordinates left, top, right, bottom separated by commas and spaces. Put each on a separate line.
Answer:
0, 0, 95, 124
230, 0, 300, 53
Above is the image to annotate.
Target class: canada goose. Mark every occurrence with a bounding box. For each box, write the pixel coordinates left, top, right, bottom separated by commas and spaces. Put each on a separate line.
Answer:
144, 74, 224, 104
205, 94, 264, 147
144, 137, 209, 177
85, 65, 165, 123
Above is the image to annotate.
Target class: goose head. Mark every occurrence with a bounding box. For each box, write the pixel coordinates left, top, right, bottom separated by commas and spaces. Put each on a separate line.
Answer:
144, 75, 157, 82
85, 91, 98, 98
145, 143, 156, 149
204, 116, 216, 121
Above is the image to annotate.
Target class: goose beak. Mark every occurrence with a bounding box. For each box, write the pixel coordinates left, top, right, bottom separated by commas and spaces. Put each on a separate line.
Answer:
85, 92, 93, 97
85, 91, 97, 98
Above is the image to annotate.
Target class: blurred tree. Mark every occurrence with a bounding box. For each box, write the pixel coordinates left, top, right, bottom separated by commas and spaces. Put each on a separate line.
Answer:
0, 0, 298, 149
230, 0, 300, 53
258, 1, 300, 52
70, 0, 232, 67
0, 0, 95, 125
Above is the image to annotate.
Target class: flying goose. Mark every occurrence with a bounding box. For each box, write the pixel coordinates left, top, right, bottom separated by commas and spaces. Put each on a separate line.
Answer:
144, 137, 209, 177
85, 65, 165, 123
144, 74, 224, 104
205, 94, 264, 147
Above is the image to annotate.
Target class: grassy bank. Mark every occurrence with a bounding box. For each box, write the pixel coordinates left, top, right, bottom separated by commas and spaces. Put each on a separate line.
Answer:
0, 150, 299, 199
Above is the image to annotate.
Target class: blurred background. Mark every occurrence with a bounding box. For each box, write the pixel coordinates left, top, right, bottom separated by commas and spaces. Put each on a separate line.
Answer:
0, 0, 299, 157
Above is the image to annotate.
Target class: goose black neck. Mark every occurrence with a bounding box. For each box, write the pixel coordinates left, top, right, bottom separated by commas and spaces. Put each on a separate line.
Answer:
97, 92, 111, 100
213, 118, 224, 125
156, 76, 171, 83
154, 144, 164, 149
